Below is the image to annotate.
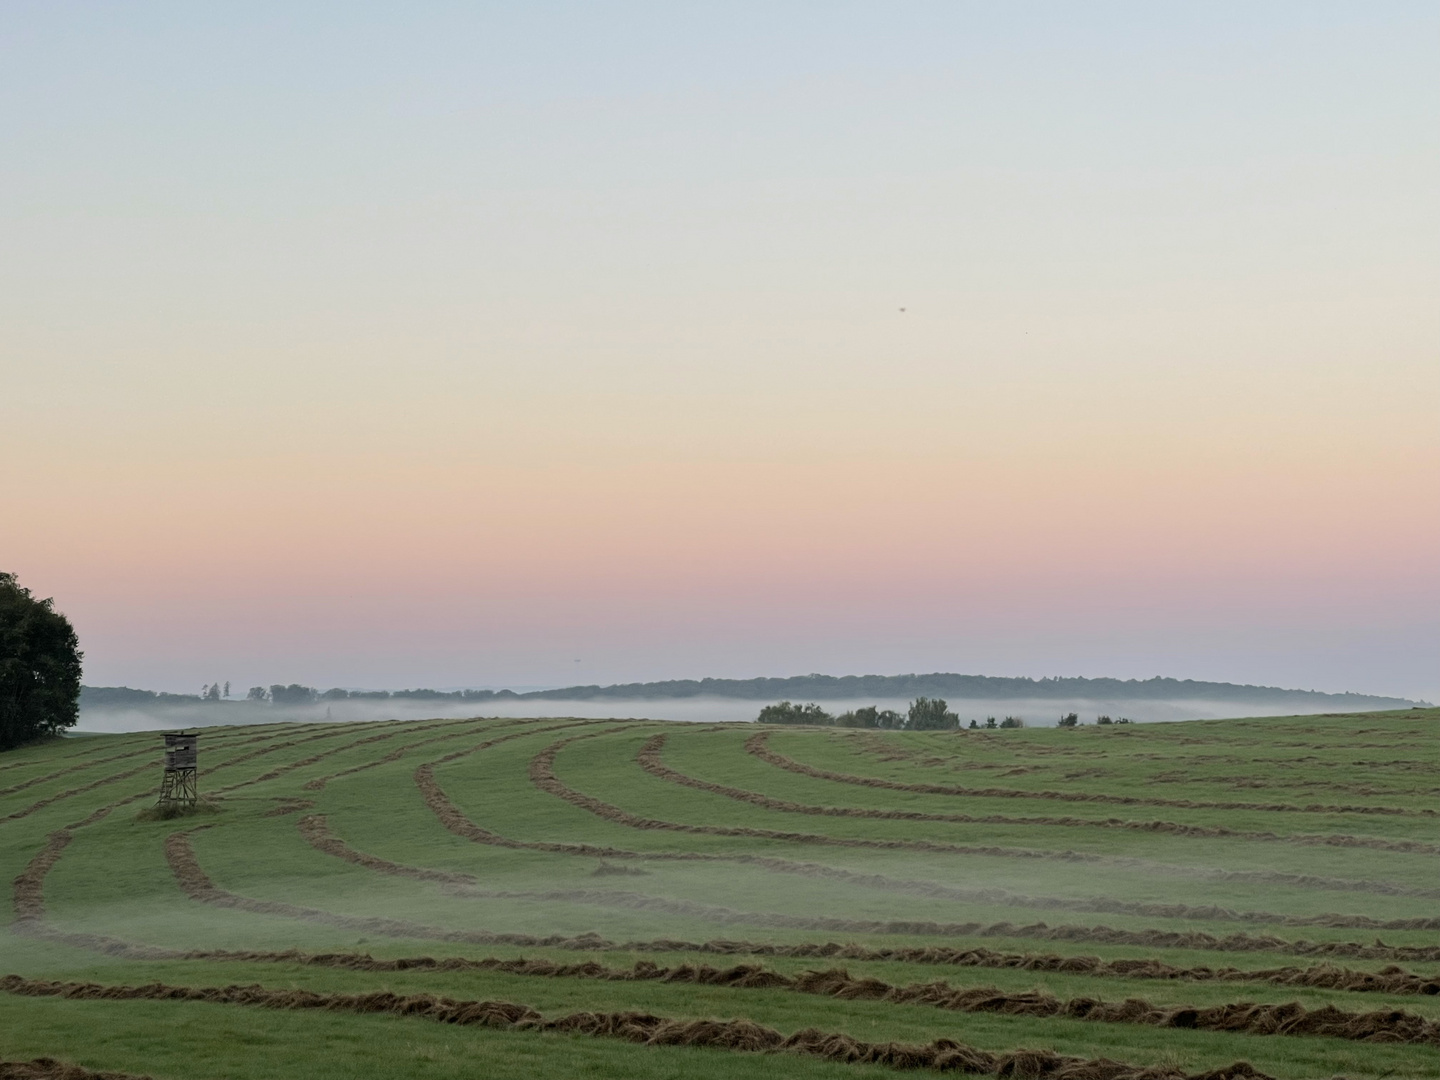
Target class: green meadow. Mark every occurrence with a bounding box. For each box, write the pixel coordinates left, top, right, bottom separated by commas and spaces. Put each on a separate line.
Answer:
2, 709, 1437, 1080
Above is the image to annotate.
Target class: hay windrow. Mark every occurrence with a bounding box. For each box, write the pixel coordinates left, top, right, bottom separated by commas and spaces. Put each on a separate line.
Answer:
11, 713, 1439, 1080
299, 810, 1440, 955
531, 736, 1119, 861
161, 829, 565, 947
19, 808, 1440, 986
305, 716, 596, 794
11, 942, 1435, 1045
745, 732, 1435, 817
221, 715, 513, 794
637, 735, 1440, 859
0, 747, 157, 799
12, 831, 71, 922
409, 734, 1440, 959
262, 798, 316, 818
3, 726, 377, 826
0, 1058, 153, 1080
0, 975, 1272, 1080
529, 736, 1440, 931
1, 765, 154, 825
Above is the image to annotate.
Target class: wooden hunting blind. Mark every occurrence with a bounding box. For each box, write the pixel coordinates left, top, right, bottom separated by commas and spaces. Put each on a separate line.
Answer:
158, 731, 198, 808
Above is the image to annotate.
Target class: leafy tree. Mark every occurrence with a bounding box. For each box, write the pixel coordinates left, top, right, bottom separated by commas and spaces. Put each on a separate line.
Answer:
0, 572, 83, 750
270, 683, 317, 707
984, 716, 997, 729
999, 715, 1025, 729
835, 705, 904, 729
203, 683, 221, 702
1096, 715, 1113, 725
1057, 712, 1078, 728
756, 701, 834, 725
246, 686, 269, 702
968, 718, 979, 729
906, 696, 959, 730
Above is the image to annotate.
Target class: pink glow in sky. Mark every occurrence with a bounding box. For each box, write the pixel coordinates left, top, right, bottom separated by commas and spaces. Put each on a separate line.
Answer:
2, 5, 1437, 701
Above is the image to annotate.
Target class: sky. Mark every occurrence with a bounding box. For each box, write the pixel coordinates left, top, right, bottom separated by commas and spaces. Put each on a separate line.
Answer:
2, 3, 1437, 702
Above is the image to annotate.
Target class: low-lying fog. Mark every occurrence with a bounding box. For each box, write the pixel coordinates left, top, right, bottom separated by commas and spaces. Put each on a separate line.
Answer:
73, 695, 1391, 735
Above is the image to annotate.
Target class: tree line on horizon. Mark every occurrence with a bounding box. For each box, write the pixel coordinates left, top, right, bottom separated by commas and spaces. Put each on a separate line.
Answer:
80, 684, 518, 709
758, 699, 1134, 729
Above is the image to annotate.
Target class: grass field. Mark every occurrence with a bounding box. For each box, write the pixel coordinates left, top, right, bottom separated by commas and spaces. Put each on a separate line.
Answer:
2, 709, 1437, 1080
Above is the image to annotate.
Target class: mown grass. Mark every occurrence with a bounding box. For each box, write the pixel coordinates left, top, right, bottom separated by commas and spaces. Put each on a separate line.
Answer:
2, 708, 1438, 1079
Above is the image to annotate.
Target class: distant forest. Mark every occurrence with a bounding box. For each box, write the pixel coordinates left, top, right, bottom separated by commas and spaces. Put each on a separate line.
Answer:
79, 673, 1422, 711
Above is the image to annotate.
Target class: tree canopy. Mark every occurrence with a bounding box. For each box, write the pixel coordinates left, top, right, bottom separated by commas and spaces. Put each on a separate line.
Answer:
756, 701, 834, 725
907, 696, 960, 730
0, 572, 83, 750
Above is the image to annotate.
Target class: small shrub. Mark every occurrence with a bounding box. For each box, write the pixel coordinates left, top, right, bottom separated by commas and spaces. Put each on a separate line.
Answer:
984, 716, 998, 729
1096, 715, 1113, 725
1057, 712, 1079, 728
999, 715, 1025, 729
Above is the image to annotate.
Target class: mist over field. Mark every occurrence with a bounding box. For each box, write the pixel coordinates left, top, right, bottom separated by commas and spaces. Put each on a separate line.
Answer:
74, 691, 1424, 734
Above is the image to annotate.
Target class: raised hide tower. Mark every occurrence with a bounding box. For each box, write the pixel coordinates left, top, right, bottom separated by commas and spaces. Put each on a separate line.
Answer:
158, 731, 198, 809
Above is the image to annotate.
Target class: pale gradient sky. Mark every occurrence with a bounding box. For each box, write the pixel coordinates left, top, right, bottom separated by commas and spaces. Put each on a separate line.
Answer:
3, 4, 1437, 701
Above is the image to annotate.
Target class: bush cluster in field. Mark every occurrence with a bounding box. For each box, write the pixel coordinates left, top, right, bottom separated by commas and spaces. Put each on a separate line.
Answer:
758, 699, 1131, 729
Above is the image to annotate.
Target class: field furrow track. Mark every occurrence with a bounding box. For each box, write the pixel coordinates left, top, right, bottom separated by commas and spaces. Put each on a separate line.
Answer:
531, 735, 1440, 930
8, 710, 1438, 1080
746, 733, 1437, 817
0, 976, 1271, 1080
210, 715, 510, 795
638, 735, 1440, 857
0, 1058, 152, 1080
300, 810, 1440, 968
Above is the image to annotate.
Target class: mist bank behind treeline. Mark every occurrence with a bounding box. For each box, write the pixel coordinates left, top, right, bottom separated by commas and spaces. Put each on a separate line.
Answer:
74, 674, 1425, 733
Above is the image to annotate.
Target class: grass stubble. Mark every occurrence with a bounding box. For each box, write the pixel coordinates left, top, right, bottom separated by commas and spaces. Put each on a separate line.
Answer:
2, 708, 1437, 1080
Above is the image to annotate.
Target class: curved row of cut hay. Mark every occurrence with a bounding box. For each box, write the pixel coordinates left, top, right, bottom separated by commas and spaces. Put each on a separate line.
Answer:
1, 722, 373, 826
0, 722, 301, 779
210, 715, 509, 795
744, 733, 1437, 818
292, 817, 1440, 996
299, 716, 540, 791
529, 735, 1440, 931
0, 747, 164, 800
841, 732, 1439, 796
637, 734, 1440, 862
9, 948, 1440, 1049
0, 975, 1274, 1080
161, 828, 559, 947
413, 732, 1440, 962
2, 716, 520, 828
0, 1057, 152, 1080
291, 813, 1440, 994
531, 735, 1121, 865
15, 777, 1440, 1016
0, 765, 156, 826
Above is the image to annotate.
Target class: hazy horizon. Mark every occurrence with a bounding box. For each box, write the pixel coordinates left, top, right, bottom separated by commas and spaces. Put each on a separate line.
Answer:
74, 694, 1422, 737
